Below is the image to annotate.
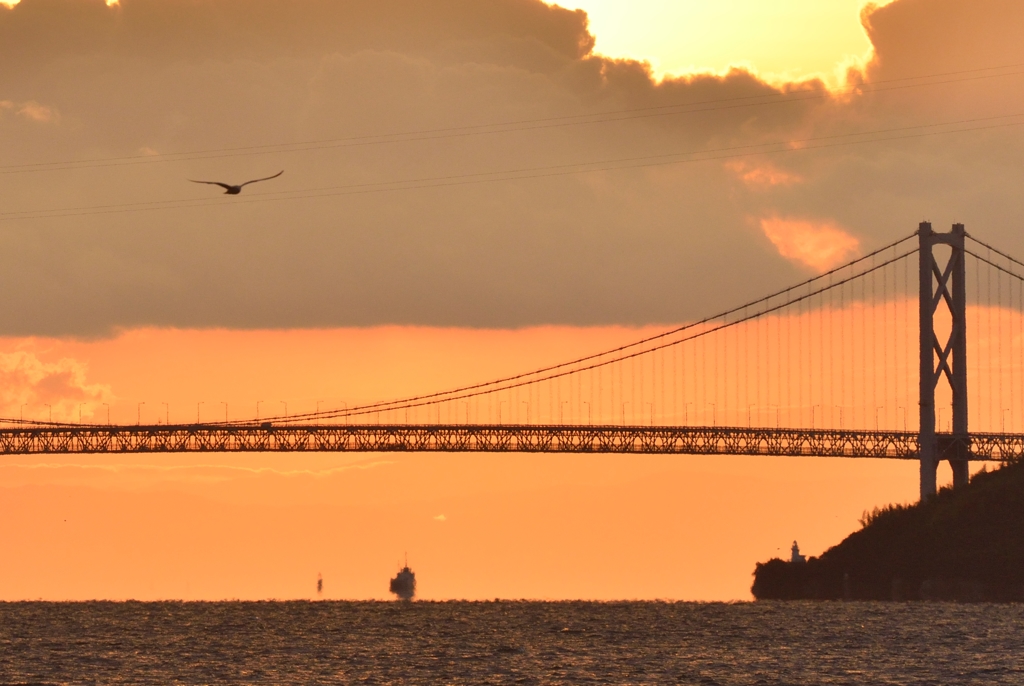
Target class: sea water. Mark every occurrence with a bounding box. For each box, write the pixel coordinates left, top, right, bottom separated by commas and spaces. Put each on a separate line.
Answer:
2, 600, 1022, 684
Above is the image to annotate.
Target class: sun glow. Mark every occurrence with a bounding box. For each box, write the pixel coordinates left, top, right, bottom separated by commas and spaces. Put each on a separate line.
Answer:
556, 0, 897, 86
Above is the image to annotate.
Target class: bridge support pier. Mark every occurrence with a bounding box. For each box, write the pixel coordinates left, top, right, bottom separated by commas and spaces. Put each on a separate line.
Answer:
950, 460, 970, 488
918, 222, 969, 500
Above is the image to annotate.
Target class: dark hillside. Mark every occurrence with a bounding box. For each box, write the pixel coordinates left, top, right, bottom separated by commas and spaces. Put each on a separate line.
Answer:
752, 461, 1024, 601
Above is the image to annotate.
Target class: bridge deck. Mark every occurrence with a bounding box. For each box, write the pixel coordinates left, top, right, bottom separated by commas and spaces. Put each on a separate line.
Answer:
0, 424, 1020, 460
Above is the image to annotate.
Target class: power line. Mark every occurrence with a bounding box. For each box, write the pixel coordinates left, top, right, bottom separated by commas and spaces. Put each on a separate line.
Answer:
4, 112, 1024, 222
3, 61, 1024, 176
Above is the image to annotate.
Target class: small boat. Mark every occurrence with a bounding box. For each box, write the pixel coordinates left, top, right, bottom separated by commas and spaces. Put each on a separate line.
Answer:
389, 559, 416, 601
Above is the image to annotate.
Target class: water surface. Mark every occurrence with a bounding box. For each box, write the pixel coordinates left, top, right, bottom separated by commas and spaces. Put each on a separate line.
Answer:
1, 601, 1021, 684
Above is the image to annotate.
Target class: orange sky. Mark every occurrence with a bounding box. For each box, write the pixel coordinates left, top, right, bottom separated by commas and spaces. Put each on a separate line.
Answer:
1, 0, 1022, 600
0, 322, 985, 600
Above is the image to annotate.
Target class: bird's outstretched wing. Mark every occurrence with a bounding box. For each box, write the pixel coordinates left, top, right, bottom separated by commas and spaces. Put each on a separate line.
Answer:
239, 170, 284, 188
189, 180, 235, 190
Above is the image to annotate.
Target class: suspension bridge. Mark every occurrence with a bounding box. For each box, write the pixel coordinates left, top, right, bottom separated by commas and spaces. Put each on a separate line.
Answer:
4, 222, 1024, 500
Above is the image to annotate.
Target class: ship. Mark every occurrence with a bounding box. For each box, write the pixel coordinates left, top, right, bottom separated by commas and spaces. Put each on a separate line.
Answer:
389, 558, 416, 601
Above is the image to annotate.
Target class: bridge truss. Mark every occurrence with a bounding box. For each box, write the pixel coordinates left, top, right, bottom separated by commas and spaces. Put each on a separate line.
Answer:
6, 224, 1024, 499
1, 424, 1021, 461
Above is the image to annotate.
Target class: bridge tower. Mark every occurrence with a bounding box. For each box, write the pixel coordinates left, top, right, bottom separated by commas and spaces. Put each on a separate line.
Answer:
918, 222, 969, 500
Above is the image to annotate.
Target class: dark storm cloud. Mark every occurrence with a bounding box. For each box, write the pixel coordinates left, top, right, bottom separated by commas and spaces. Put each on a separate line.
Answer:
0, 0, 1021, 336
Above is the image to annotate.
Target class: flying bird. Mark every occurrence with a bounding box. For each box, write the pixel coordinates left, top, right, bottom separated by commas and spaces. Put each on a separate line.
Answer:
189, 170, 283, 195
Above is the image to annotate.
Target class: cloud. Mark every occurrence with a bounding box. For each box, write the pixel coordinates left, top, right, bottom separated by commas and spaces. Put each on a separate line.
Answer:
0, 99, 58, 122
15, 100, 58, 122
759, 216, 861, 273
0, 0, 1021, 335
863, 0, 1024, 79
726, 161, 802, 188
0, 350, 112, 421
433, 514, 446, 521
